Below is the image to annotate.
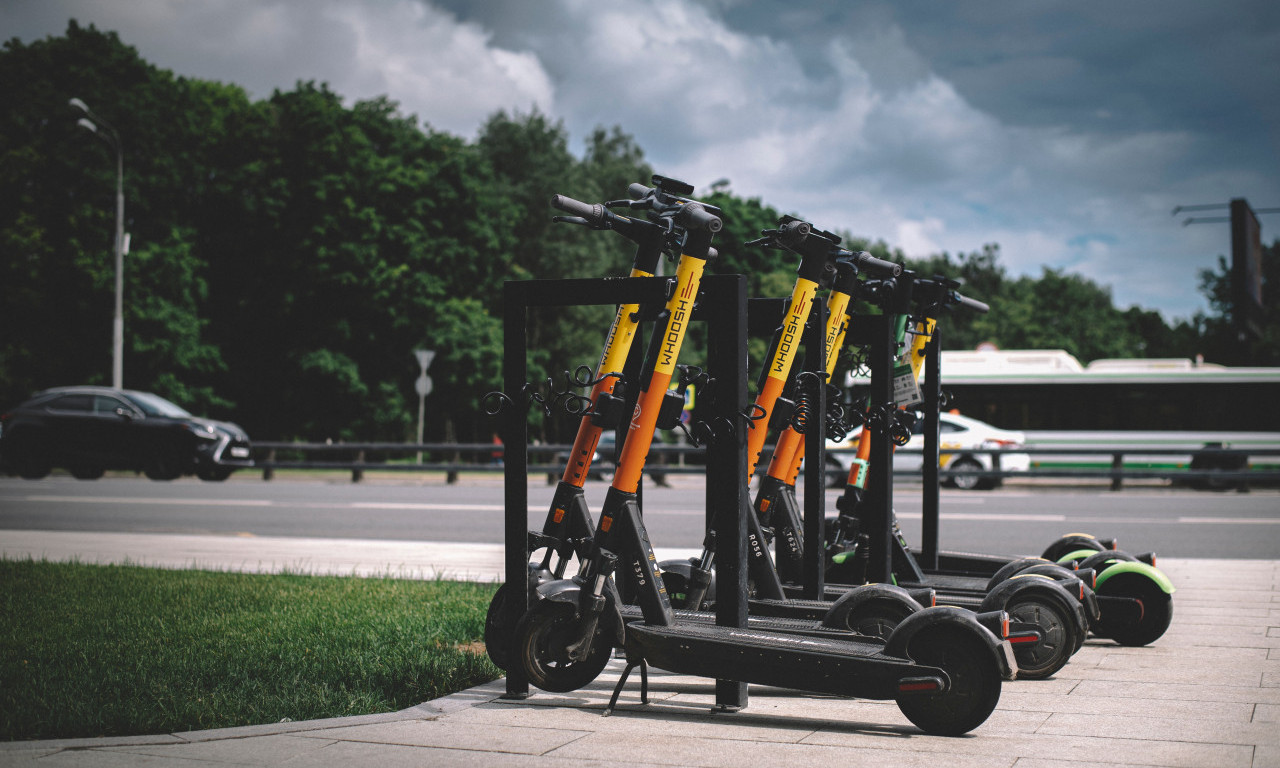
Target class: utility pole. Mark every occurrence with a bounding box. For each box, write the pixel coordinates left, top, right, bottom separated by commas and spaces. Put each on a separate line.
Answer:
70, 97, 127, 388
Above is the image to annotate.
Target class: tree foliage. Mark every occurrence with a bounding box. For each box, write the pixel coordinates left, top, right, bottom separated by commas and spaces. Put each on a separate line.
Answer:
1, 22, 1273, 445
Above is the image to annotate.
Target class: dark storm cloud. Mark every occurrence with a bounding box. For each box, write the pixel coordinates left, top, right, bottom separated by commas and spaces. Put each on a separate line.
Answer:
6, 0, 1277, 319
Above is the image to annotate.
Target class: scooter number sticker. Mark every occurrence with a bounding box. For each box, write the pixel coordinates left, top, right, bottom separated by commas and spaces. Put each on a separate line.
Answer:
892, 363, 923, 407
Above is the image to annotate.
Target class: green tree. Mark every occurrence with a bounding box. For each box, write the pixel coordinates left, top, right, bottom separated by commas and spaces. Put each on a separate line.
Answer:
475, 112, 654, 441
1192, 240, 1280, 365
0, 21, 228, 414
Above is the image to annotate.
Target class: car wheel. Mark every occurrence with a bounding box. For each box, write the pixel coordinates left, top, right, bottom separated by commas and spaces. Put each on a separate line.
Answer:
15, 458, 52, 480
949, 458, 988, 491
827, 457, 847, 488
9, 439, 51, 479
197, 467, 233, 481
69, 464, 105, 480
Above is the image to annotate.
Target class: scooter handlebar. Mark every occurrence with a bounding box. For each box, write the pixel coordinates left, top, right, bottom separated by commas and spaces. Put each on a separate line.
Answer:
678, 202, 723, 233
952, 291, 990, 313
550, 194, 605, 223
849, 251, 903, 277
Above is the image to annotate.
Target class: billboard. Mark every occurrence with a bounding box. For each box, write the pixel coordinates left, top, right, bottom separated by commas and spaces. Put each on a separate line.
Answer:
1230, 198, 1265, 339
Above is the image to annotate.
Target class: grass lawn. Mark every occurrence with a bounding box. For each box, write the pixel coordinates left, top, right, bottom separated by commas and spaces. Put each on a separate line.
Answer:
0, 559, 501, 742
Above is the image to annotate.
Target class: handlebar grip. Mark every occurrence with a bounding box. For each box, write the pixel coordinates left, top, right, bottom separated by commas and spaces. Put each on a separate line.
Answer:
778, 219, 810, 246
628, 183, 651, 200
852, 251, 903, 277
952, 292, 990, 313
550, 194, 604, 222
679, 203, 723, 233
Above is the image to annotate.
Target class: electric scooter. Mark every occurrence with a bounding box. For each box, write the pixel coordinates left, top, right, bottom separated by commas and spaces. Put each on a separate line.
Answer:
483, 188, 673, 671
512, 191, 1014, 736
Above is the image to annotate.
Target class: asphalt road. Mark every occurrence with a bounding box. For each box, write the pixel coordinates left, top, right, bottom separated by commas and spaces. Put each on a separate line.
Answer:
1, 474, 1277, 559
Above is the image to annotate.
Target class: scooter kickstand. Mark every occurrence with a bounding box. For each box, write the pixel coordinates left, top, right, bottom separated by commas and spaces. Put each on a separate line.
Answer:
603, 659, 649, 716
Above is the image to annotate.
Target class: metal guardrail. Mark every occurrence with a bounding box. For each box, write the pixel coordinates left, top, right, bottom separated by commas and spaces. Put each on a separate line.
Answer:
250, 441, 1280, 489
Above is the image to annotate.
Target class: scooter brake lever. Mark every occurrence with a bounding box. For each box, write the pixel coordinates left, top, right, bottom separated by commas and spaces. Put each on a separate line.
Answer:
552, 215, 610, 231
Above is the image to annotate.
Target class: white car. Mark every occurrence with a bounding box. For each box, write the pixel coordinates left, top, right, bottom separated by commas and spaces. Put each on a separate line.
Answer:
826, 412, 1030, 490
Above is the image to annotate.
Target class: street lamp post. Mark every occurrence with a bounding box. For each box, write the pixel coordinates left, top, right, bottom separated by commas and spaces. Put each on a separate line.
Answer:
69, 97, 126, 389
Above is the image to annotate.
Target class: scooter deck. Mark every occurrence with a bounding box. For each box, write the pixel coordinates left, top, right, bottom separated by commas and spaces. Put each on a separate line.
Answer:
625, 621, 936, 700
618, 604, 885, 642
763, 583, 984, 614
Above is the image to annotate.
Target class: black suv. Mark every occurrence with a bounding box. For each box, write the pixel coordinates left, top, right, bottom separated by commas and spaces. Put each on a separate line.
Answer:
0, 386, 253, 481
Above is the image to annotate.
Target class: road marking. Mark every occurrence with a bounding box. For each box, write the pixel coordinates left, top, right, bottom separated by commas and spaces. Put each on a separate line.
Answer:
897, 512, 1067, 522
1177, 517, 1280, 525
25, 495, 273, 507
352, 502, 504, 511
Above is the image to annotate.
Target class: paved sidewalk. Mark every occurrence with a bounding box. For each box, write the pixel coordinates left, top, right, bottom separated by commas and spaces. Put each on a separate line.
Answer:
1, 533, 1277, 767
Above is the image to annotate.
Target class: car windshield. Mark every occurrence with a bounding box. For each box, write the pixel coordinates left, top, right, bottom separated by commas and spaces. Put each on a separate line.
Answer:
124, 391, 192, 418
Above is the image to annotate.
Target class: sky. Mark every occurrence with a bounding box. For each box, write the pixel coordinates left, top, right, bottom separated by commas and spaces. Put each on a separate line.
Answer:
6, 0, 1279, 321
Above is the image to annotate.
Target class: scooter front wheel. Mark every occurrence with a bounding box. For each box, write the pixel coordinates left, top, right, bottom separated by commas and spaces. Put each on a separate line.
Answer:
516, 600, 613, 693
896, 625, 1002, 736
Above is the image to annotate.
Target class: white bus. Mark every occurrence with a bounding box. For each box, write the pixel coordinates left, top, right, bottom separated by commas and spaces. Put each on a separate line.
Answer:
921, 350, 1280, 474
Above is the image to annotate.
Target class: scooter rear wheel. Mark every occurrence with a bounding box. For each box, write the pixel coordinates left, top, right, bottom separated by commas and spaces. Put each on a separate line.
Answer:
1042, 534, 1105, 562
896, 625, 1002, 736
1077, 549, 1138, 573
516, 600, 613, 693
1095, 571, 1173, 647
841, 599, 915, 641
1005, 594, 1074, 679
986, 557, 1055, 591
484, 583, 515, 671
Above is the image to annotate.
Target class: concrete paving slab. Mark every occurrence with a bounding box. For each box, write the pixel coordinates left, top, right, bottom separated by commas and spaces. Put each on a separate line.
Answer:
801, 726, 1254, 767
996, 690, 1255, 721
96, 734, 335, 765
5, 750, 215, 767
278, 741, 666, 768
1255, 746, 1280, 768
293, 719, 593, 755
1069, 679, 1280, 705
1039, 712, 1280, 746
451, 700, 821, 744
548, 731, 1014, 768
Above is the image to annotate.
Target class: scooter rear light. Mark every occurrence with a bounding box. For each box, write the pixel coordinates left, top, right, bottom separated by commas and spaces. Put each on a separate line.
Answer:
898, 677, 944, 693
1001, 613, 1010, 639
1076, 568, 1097, 589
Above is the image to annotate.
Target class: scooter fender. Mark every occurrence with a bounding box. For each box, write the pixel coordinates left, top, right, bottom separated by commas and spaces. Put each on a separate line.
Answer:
656, 558, 715, 608
884, 606, 1016, 680
1056, 548, 1107, 567
1015, 563, 1082, 584
533, 577, 628, 646
1095, 560, 1175, 595
525, 563, 556, 596
821, 583, 923, 631
979, 573, 1088, 638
